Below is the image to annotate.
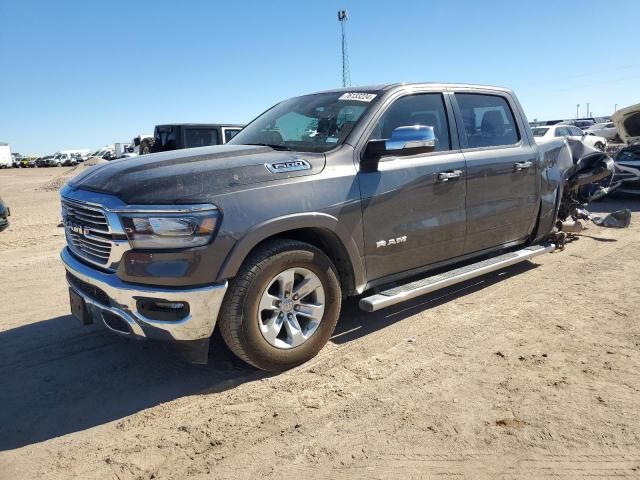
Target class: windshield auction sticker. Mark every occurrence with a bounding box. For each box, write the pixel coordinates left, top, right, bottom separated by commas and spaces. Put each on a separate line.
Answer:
339, 92, 377, 102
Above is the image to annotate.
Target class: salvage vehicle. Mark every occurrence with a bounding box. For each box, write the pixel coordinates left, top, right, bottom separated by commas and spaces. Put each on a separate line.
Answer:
586, 122, 619, 141
609, 103, 640, 197
146, 123, 243, 154
35, 155, 53, 167
60, 83, 624, 371
19, 156, 36, 168
131, 134, 154, 155
0, 143, 12, 168
562, 119, 596, 131
531, 124, 607, 151
0, 196, 10, 232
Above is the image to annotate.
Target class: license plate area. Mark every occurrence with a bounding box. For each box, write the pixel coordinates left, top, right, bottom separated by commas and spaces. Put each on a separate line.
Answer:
69, 288, 92, 325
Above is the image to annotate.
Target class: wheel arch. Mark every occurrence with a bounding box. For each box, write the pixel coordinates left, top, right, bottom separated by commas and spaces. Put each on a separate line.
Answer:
217, 213, 366, 296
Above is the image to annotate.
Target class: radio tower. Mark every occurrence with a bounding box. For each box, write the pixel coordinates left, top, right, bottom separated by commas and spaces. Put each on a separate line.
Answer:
337, 9, 351, 87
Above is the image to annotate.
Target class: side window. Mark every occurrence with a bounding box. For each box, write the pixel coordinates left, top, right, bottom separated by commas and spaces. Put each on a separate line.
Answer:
570, 127, 584, 136
555, 127, 568, 137
224, 129, 241, 143
184, 128, 219, 148
369, 93, 451, 152
455, 93, 520, 148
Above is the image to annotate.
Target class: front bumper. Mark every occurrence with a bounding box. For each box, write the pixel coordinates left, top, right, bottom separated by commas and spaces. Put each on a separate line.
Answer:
61, 246, 227, 343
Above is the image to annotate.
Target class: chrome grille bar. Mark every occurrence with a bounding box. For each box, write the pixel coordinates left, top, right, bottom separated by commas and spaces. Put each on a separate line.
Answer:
62, 198, 113, 267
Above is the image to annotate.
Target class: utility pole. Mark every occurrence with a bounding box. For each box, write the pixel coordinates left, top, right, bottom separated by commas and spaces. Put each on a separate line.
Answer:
586, 102, 590, 118
576, 104, 580, 119
337, 9, 351, 88
615, 103, 618, 112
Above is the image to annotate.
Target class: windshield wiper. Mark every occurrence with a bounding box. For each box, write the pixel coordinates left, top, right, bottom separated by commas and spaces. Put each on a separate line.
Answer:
245, 143, 293, 151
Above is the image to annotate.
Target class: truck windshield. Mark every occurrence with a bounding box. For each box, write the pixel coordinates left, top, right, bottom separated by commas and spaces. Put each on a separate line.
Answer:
228, 91, 379, 153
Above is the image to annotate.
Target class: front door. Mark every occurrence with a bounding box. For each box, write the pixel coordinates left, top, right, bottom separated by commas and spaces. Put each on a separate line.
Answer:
453, 92, 539, 254
358, 92, 467, 282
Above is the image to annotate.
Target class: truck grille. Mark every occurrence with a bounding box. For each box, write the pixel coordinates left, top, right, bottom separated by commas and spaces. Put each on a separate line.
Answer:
62, 198, 113, 267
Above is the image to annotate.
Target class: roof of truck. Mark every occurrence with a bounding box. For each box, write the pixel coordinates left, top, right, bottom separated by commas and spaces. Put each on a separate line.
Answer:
314, 82, 514, 94
155, 123, 244, 128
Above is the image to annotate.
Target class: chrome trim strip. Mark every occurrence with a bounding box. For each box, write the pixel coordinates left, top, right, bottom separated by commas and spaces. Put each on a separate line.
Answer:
110, 204, 218, 214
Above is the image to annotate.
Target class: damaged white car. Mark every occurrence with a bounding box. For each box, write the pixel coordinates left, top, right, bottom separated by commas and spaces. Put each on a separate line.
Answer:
531, 124, 608, 151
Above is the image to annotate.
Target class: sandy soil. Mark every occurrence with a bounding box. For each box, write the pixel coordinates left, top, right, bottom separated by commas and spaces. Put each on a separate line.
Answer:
1, 167, 639, 479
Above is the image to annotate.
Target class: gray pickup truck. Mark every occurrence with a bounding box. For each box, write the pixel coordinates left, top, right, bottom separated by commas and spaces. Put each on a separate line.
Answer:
60, 83, 610, 371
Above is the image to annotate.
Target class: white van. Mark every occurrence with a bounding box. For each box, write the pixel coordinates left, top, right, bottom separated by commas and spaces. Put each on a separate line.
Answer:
0, 143, 11, 168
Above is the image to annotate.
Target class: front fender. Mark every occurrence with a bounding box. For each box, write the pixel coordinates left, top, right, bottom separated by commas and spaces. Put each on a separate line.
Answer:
216, 212, 367, 293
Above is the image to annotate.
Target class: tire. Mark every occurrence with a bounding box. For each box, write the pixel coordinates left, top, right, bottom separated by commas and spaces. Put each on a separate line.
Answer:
219, 239, 342, 371
594, 142, 605, 152
139, 138, 155, 155
56, 162, 61, 167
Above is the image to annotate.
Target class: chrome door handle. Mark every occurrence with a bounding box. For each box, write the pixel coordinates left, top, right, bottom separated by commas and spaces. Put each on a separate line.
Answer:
514, 161, 533, 171
437, 170, 463, 182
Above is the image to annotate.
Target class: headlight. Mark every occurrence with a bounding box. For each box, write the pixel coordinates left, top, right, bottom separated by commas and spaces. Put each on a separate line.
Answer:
119, 210, 219, 249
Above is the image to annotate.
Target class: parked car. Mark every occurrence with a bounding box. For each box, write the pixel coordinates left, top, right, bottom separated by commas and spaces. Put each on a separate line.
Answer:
610, 103, 640, 197
145, 123, 243, 154
531, 124, 608, 151
0, 196, 10, 232
11, 153, 22, 168
19, 156, 34, 168
36, 155, 54, 167
59, 82, 614, 370
586, 122, 619, 141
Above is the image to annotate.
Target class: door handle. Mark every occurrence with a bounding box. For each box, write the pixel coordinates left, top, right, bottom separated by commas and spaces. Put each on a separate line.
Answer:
514, 161, 533, 171
437, 170, 463, 182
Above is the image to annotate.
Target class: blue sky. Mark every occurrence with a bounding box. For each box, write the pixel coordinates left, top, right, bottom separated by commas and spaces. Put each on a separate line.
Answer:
1, 0, 638, 155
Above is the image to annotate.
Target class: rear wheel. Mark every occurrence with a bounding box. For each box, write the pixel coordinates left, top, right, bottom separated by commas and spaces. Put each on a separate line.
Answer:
139, 138, 155, 155
219, 239, 342, 371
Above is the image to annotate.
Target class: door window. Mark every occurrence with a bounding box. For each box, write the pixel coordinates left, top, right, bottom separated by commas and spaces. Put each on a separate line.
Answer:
369, 93, 451, 151
184, 128, 219, 148
569, 127, 584, 136
456, 93, 520, 148
555, 127, 570, 137
224, 129, 241, 143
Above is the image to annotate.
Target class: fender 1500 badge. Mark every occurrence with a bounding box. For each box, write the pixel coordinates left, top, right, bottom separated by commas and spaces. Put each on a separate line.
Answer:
265, 159, 311, 174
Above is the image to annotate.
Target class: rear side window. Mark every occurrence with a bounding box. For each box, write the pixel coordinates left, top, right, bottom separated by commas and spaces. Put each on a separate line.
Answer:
184, 128, 219, 148
456, 93, 520, 148
531, 127, 549, 137
224, 129, 241, 143
569, 127, 584, 136
369, 93, 451, 152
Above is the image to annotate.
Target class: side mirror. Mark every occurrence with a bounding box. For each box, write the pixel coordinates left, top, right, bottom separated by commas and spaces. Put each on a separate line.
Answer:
361, 125, 436, 172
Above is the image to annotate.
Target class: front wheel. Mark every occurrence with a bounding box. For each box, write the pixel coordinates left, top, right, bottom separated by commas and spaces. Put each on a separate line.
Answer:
219, 239, 342, 371
594, 142, 605, 152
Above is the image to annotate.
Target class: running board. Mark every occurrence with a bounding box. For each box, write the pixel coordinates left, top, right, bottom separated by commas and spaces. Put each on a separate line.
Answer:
359, 243, 556, 312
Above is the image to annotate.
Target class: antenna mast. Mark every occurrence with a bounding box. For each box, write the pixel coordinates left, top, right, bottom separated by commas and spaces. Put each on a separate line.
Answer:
337, 9, 351, 87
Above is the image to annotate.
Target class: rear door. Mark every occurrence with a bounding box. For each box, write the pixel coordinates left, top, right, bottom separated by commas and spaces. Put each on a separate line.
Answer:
452, 91, 539, 254
358, 91, 467, 281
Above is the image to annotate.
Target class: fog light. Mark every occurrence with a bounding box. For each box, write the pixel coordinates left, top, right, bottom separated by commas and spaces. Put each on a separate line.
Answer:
155, 302, 185, 310
136, 299, 190, 321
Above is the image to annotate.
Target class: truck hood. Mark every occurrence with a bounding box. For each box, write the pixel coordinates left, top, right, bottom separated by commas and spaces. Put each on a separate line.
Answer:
612, 103, 640, 144
67, 144, 325, 204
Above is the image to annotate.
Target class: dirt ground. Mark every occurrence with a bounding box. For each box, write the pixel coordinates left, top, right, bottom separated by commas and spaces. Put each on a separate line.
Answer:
1, 167, 639, 479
